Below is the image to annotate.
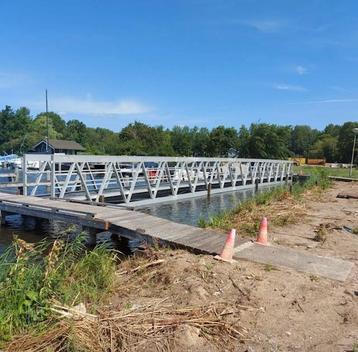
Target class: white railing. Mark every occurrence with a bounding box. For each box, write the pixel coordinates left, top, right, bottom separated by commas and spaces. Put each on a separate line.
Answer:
22, 154, 293, 204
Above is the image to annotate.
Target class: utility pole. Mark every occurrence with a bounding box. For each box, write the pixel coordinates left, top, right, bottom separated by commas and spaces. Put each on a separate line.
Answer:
349, 128, 358, 177
45, 89, 49, 152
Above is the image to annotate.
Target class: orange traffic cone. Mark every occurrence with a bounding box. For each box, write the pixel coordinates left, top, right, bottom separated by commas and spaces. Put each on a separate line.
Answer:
214, 229, 236, 263
256, 217, 269, 245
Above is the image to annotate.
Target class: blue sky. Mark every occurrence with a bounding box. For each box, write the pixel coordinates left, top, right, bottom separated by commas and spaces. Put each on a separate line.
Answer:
1, 0, 358, 131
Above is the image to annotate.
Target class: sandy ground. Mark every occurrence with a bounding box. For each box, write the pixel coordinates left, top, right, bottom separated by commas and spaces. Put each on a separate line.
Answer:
107, 181, 358, 352
239, 182, 358, 352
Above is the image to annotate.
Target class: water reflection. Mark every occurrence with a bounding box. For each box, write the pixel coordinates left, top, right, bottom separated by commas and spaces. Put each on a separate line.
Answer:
0, 214, 56, 253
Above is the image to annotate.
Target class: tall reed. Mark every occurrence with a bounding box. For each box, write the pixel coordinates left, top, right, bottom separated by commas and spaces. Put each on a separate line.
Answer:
0, 235, 116, 344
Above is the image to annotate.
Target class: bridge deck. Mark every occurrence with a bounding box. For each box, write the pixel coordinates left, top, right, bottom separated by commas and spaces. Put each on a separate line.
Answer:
0, 192, 243, 254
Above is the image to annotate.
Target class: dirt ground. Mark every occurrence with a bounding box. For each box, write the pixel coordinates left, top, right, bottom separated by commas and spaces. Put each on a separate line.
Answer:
108, 181, 358, 352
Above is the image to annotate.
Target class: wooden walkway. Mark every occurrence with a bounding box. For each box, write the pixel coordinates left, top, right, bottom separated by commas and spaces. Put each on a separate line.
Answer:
0, 191, 243, 254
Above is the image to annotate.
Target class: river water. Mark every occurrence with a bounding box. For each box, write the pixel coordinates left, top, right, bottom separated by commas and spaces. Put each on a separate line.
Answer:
0, 167, 275, 253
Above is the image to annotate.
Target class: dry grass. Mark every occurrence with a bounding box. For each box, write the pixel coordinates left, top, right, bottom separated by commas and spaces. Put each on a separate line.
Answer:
6, 301, 244, 352
201, 168, 332, 237
313, 222, 342, 243
313, 224, 328, 243
231, 190, 309, 237
6, 250, 250, 352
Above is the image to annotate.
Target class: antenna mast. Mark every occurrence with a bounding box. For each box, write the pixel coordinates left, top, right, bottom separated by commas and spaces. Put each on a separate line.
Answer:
46, 89, 49, 151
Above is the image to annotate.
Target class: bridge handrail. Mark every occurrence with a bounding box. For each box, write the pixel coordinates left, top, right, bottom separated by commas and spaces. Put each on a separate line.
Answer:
24, 154, 294, 164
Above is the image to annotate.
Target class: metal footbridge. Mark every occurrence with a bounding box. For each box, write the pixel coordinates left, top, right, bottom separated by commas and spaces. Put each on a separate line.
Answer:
16, 154, 293, 206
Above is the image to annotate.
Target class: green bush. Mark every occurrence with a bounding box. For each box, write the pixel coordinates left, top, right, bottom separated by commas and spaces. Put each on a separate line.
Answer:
0, 235, 116, 344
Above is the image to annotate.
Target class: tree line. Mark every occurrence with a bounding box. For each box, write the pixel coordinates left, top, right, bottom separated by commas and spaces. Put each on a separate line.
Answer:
0, 105, 357, 162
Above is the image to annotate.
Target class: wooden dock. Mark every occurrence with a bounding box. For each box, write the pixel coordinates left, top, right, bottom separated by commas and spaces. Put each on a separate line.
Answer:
0, 191, 244, 254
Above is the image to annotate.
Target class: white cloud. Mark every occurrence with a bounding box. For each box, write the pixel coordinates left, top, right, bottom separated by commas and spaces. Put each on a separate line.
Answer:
292, 98, 358, 104
241, 19, 285, 33
329, 85, 348, 93
32, 96, 152, 116
211, 18, 286, 33
295, 65, 307, 75
273, 84, 307, 92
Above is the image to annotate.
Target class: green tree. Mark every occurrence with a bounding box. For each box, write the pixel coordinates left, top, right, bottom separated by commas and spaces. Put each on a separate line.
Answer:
208, 126, 239, 157
192, 127, 210, 156
64, 120, 88, 145
237, 125, 250, 157
0, 106, 32, 154
32, 114, 61, 140
118, 121, 174, 156
310, 134, 338, 162
324, 124, 341, 138
291, 125, 319, 157
171, 126, 193, 156
337, 121, 358, 163
35, 112, 66, 137
247, 124, 291, 159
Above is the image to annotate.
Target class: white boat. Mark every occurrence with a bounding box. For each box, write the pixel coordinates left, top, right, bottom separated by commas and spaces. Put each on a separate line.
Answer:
10, 157, 40, 170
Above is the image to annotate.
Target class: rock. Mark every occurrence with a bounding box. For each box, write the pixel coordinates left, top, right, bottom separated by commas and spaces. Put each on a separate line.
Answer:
174, 325, 212, 352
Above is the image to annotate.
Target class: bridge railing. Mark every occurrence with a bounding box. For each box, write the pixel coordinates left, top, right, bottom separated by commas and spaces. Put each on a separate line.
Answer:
22, 154, 293, 204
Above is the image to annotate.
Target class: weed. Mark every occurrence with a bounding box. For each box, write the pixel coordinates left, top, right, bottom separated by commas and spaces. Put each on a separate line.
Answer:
198, 211, 234, 231
313, 224, 328, 243
0, 235, 116, 345
309, 275, 320, 282
198, 217, 207, 228
264, 264, 278, 272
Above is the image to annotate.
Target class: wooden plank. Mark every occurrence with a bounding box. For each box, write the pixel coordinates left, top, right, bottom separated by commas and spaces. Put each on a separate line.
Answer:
182, 232, 225, 247
0, 193, 17, 200
0, 200, 96, 218
0, 202, 108, 230
102, 211, 143, 222
114, 216, 166, 230
174, 230, 224, 248
0, 194, 102, 216
140, 223, 195, 241
93, 209, 130, 219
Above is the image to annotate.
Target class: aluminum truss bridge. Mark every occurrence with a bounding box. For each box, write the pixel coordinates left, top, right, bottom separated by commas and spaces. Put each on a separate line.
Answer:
21, 154, 293, 206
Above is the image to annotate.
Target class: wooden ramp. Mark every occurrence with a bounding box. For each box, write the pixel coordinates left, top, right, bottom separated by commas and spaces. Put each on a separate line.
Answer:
0, 192, 240, 254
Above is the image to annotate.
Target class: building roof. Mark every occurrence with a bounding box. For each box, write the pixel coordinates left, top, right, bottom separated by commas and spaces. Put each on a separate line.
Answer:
33, 139, 85, 151
48, 139, 85, 151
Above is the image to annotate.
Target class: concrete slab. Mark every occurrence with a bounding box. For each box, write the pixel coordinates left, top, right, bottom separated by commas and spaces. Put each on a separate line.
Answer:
234, 243, 354, 281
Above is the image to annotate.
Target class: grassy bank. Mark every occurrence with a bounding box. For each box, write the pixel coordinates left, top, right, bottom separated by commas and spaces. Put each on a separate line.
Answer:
0, 236, 116, 346
198, 168, 332, 236
294, 165, 358, 179
1, 237, 245, 351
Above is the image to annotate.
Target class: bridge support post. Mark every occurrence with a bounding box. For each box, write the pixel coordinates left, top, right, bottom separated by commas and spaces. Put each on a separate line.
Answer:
0, 211, 9, 226
255, 178, 259, 193
207, 183, 212, 200
82, 226, 99, 247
